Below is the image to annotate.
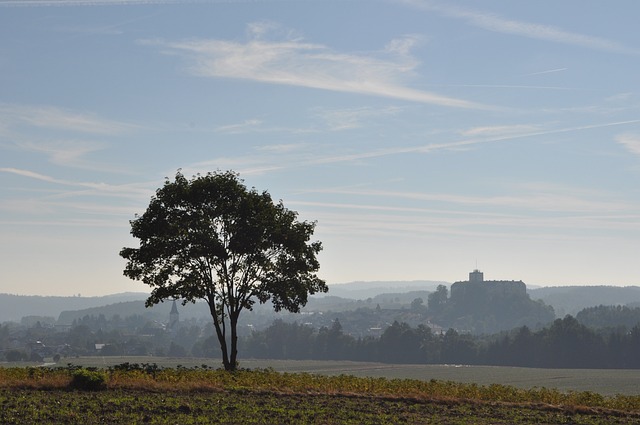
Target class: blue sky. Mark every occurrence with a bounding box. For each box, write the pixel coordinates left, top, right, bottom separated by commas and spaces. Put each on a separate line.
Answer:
1, 0, 639, 296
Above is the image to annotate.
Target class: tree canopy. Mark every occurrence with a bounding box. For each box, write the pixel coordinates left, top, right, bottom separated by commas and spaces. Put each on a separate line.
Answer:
120, 171, 327, 370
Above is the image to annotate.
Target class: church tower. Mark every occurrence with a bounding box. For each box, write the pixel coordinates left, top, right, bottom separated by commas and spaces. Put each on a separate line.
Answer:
169, 299, 179, 329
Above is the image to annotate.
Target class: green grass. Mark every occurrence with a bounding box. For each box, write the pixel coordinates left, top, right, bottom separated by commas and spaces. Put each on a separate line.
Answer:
1, 364, 640, 424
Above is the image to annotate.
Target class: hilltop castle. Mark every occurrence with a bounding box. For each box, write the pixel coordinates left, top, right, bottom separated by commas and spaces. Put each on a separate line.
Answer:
433, 269, 554, 334
450, 269, 526, 300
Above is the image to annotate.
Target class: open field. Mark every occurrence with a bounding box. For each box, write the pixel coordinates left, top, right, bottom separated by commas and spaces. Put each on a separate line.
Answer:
2, 365, 640, 424
3, 388, 637, 425
241, 360, 640, 397
4, 357, 638, 396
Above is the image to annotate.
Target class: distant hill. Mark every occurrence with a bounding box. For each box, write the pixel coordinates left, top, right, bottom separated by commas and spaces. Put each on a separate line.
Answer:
0, 293, 148, 323
528, 286, 640, 316
6, 282, 640, 325
304, 290, 432, 312
324, 280, 447, 300
57, 300, 155, 325
56, 299, 211, 325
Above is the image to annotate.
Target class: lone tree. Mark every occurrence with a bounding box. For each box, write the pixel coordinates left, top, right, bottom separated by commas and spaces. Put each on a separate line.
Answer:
120, 171, 327, 371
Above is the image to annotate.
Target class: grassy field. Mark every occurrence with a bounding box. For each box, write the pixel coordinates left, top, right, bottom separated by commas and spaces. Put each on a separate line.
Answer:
2, 365, 640, 424
10, 356, 640, 396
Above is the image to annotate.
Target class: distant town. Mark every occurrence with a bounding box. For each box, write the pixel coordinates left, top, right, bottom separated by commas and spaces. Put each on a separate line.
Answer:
3, 270, 640, 368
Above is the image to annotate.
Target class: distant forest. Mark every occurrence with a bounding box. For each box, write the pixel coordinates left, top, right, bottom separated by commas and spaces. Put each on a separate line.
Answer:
239, 310, 640, 369
3, 304, 639, 369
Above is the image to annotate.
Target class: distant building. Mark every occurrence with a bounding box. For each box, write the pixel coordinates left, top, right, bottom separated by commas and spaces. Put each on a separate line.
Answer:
169, 299, 179, 329
469, 269, 484, 283
444, 269, 554, 334
451, 269, 526, 300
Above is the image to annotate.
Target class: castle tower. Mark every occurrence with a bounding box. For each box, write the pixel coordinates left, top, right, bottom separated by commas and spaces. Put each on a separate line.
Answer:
469, 269, 484, 283
169, 299, 179, 328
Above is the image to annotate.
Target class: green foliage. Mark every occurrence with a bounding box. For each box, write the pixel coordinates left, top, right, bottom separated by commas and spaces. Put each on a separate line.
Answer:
120, 170, 326, 371
69, 368, 107, 391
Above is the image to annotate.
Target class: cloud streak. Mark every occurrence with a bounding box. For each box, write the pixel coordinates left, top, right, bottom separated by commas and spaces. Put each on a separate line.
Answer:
520, 68, 568, 77
0, 103, 134, 134
189, 119, 640, 177
144, 31, 493, 109
304, 187, 632, 214
316, 106, 403, 131
290, 200, 640, 241
399, 0, 639, 55
0, 167, 152, 199
0, 103, 140, 172
616, 134, 640, 156
215, 119, 263, 134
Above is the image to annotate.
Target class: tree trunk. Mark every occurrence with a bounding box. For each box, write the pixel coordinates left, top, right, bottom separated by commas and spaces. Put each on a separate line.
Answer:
229, 312, 239, 371
209, 303, 232, 371
214, 321, 232, 371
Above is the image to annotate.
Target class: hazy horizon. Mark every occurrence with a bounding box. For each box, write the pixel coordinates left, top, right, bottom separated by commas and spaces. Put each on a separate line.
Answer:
3, 277, 640, 298
2, 1, 639, 296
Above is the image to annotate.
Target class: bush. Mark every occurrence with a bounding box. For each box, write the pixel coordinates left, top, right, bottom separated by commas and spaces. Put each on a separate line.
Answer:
70, 368, 107, 391
6, 350, 27, 362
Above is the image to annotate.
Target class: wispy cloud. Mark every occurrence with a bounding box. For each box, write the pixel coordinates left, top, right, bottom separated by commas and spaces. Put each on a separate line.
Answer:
439, 84, 578, 92
0, 167, 152, 199
214, 106, 403, 135
307, 119, 640, 164
520, 68, 568, 77
459, 124, 540, 138
17, 139, 106, 168
316, 106, 402, 131
288, 178, 640, 240
142, 28, 492, 109
305, 186, 632, 214
1, 168, 66, 185
398, 0, 639, 55
0, 103, 134, 134
257, 143, 309, 153
616, 134, 640, 156
214, 119, 263, 134
290, 200, 640, 241
606, 93, 634, 103
0, 103, 139, 172
190, 119, 640, 177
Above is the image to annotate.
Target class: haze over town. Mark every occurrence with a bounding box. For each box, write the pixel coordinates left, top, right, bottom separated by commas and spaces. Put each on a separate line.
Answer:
1, 0, 639, 296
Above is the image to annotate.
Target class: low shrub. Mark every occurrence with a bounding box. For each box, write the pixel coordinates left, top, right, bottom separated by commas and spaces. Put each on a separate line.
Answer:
69, 368, 107, 391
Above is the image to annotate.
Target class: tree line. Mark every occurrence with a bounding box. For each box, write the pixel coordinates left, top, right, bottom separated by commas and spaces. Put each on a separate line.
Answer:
239, 314, 640, 369
4, 306, 640, 368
